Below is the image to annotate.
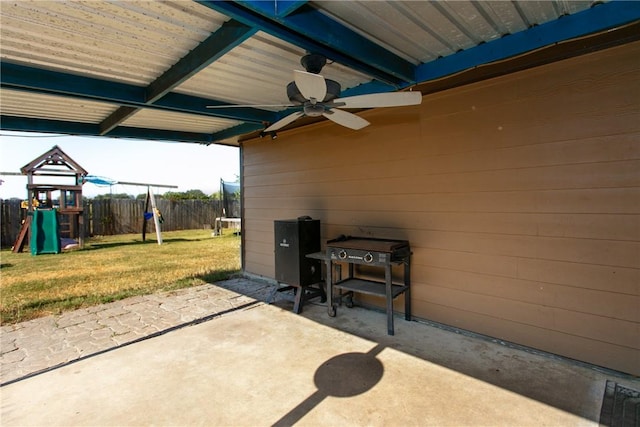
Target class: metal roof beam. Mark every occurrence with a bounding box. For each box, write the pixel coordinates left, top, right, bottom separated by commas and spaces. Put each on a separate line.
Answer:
157, 93, 274, 123
99, 19, 258, 135
1, 62, 144, 103
207, 122, 265, 145
1, 116, 98, 136
235, 1, 415, 83
107, 127, 219, 145
99, 107, 139, 136
197, 0, 406, 87
145, 20, 256, 103
415, 1, 640, 83
0, 63, 276, 124
0, 115, 233, 145
239, 0, 308, 17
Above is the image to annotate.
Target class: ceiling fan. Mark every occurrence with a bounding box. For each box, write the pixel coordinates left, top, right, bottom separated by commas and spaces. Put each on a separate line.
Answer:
207, 54, 422, 132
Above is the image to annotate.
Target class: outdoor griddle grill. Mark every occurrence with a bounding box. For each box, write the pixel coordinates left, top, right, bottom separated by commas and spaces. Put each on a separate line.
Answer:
324, 236, 411, 335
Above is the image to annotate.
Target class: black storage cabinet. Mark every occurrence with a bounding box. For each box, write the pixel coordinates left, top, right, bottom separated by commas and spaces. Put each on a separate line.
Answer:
274, 218, 321, 287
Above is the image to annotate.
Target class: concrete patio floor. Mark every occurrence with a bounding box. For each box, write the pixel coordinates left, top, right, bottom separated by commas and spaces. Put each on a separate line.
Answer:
1, 278, 638, 426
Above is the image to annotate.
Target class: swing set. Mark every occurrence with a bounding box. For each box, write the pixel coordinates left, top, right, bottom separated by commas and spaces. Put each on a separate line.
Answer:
141, 186, 165, 244
85, 177, 176, 245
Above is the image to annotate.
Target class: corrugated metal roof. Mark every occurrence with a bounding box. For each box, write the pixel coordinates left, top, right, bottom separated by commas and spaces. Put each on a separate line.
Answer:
314, 1, 595, 65
0, 0, 227, 84
175, 32, 308, 108
176, 31, 371, 108
122, 109, 241, 134
1, 0, 637, 145
0, 89, 116, 123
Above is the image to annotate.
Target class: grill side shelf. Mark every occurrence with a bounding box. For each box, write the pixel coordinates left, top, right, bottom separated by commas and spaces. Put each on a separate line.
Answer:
334, 278, 408, 299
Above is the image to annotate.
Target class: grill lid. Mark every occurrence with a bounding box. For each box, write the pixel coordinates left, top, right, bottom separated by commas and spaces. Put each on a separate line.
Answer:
326, 237, 409, 253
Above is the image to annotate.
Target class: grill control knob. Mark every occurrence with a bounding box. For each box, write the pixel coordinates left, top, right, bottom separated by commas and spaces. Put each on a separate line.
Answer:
364, 252, 374, 263
338, 250, 348, 260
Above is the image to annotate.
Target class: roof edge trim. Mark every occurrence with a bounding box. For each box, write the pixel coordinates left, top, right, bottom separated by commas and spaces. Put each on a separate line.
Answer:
415, 1, 640, 83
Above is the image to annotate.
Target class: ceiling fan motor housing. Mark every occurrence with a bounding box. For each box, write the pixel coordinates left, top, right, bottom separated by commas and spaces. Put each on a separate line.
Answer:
300, 53, 326, 74
287, 79, 341, 104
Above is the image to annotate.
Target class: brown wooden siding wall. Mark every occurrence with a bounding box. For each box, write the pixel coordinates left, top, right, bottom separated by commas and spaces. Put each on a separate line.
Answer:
241, 42, 640, 375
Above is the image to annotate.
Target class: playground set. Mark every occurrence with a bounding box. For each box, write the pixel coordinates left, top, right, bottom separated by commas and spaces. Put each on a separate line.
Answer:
9, 145, 170, 254
12, 145, 87, 254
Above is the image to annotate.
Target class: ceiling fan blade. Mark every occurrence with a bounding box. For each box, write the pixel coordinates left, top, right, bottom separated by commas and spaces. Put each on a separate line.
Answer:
206, 104, 293, 109
323, 108, 370, 130
264, 111, 304, 132
294, 70, 327, 102
335, 91, 422, 109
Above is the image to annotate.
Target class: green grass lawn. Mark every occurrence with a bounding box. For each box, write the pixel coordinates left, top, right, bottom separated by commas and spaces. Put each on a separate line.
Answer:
0, 230, 241, 324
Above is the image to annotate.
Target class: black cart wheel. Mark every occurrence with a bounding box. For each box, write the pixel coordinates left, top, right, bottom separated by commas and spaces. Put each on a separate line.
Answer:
328, 306, 336, 317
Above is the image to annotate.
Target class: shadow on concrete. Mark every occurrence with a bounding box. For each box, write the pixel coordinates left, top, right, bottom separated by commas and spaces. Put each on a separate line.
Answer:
273, 344, 385, 427
219, 279, 637, 424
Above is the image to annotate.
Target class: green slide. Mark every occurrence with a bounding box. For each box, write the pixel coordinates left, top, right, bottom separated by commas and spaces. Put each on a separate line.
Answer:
30, 210, 61, 255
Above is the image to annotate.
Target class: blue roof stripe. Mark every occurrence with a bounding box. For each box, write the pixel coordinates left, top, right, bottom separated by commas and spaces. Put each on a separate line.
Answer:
415, 1, 640, 83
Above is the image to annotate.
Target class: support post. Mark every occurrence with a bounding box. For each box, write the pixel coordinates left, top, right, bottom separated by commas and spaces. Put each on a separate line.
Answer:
148, 187, 163, 245
142, 190, 150, 242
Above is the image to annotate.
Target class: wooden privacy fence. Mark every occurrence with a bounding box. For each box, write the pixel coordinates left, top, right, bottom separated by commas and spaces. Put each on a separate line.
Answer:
1, 198, 238, 248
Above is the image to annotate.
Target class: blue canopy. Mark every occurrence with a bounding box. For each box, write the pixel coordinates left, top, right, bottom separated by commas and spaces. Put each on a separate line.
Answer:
84, 175, 117, 186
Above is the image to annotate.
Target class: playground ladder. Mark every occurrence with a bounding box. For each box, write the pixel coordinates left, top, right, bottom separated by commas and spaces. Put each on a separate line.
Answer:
12, 219, 30, 253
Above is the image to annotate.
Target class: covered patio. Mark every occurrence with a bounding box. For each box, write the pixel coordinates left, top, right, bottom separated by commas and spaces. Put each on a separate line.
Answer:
1, 2, 638, 422
1, 278, 637, 426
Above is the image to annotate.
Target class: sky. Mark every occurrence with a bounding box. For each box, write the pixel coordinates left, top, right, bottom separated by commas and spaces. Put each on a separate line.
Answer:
0, 131, 239, 199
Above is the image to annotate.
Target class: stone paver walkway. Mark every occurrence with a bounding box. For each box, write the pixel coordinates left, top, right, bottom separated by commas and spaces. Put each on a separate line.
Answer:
0, 277, 274, 385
